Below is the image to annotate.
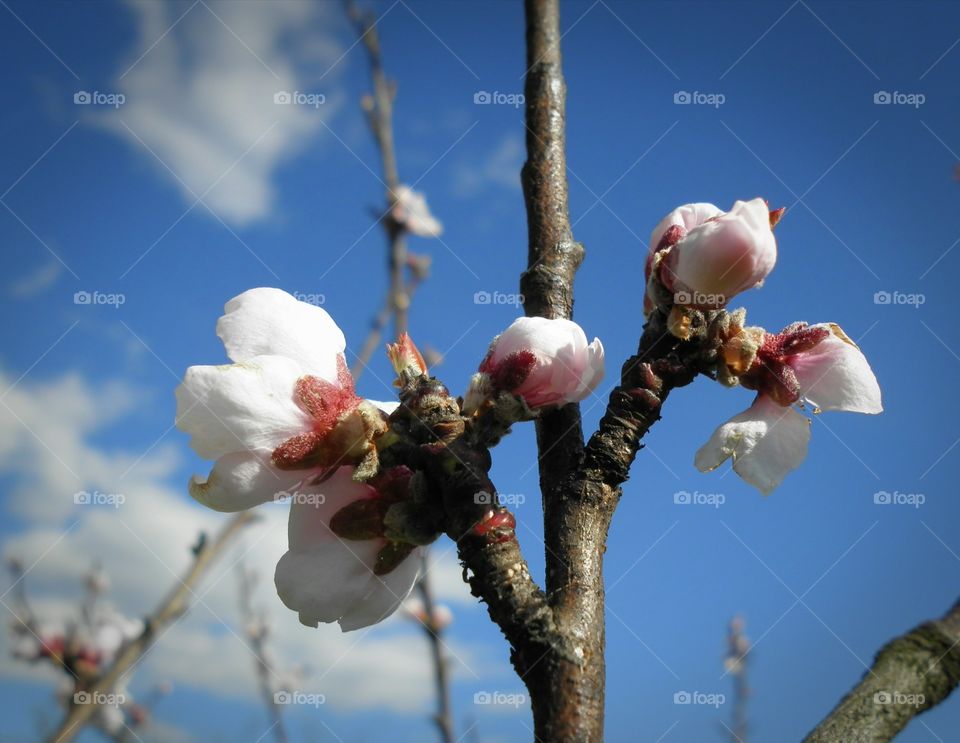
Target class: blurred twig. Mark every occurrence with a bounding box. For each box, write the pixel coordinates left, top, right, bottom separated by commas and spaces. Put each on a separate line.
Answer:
350, 269, 425, 378
44, 512, 256, 743
724, 615, 750, 743
343, 5, 453, 743
415, 553, 454, 743
238, 565, 288, 743
345, 0, 409, 348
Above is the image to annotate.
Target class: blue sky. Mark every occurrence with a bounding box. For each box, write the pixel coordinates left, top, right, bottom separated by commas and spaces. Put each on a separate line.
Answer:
1, 0, 959, 741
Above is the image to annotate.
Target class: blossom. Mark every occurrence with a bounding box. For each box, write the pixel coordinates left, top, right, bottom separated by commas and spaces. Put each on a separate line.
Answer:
647, 198, 781, 310
176, 288, 423, 630
87, 609, 143, 668
469, 316, 605, 410
274, 466, 424, 630
391, 184, 443, 237
696, 323, 881, 493
176, 288, 387, 512
401, 596, 453, 631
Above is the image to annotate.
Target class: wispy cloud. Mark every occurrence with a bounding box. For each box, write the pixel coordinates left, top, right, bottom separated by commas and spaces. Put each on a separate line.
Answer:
8, 261, 62, 298
453, 133, 523, 197
95, 0, 346, 227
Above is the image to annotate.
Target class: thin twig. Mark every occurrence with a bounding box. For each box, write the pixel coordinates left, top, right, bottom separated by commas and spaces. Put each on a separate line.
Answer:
238, 566, 288, 743
725, 616, 750, 743
415, 554, 454, 743
344, 5, 453, 742
44, 512, 256, 743
351, 273, 423, 379
345, 0, 409, 341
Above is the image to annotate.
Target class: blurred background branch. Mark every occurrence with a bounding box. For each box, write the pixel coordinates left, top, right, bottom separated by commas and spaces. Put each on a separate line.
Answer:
344, 3, 453, 742
43, 511, 256, 743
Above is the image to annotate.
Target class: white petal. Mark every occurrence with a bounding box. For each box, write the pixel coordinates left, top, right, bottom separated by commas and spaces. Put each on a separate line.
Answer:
216, 288, 346, 381
275, 545, 378, 628
189, 450, 306, 512
573, 337, 606, 402
393, 185, 443, 237
338, 547, 422, 631
274, 467, 418, 631
175, 355, 311, 460
695, 395, 811, 494
790, 324, 882, 414
369, 400, 399, 416
649, 202, 723, 252
491, 316, 584, 360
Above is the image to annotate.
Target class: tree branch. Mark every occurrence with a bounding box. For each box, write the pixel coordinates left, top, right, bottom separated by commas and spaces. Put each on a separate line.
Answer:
345, 0, 409, 340
238, 565, 288, 743
45, 512, 256, 743
351, 271, 424, 380
805, 597, 960, 742
414, 554, 454, 743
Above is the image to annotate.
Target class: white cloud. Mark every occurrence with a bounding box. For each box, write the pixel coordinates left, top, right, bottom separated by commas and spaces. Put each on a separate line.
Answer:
453, 133, 523, 196
96, 0, 346, 226
0, 368, 494, 721
8, 261, 62, 298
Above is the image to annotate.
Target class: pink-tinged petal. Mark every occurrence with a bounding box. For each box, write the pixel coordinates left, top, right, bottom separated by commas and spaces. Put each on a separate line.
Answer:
569, 338, 605, 403
649, 202, 723, 254
216, 288, 346, 381
788, 324, 882, 414
670, 198, 776, 301
189, 450, 306, 512
484, 316, 605, 409
274, 467, 418, 630
694, 394, 811, 495
175, 355, 311, 460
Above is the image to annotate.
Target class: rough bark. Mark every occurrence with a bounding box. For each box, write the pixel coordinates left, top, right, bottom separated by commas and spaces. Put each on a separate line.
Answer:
515, 2, 714, 736
805, 598, 960, 742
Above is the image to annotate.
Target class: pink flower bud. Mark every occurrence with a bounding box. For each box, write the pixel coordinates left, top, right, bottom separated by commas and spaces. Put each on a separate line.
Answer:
386, 333, 428, 380
651, 198, 779, 309
478, 317, 604, 409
